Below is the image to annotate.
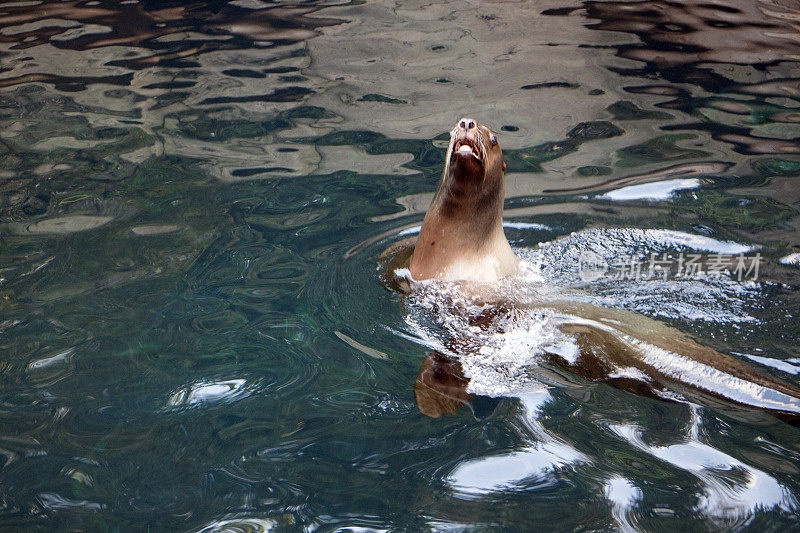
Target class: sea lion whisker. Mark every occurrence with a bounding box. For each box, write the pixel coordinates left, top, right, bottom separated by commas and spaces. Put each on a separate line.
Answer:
442, 133, 455, 186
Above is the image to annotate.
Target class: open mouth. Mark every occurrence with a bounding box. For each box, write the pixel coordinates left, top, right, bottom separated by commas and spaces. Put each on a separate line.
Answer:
451, 136, 483, 163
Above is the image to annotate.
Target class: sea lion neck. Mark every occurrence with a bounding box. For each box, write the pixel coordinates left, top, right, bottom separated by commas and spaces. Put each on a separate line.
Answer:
432, 169, 504, 232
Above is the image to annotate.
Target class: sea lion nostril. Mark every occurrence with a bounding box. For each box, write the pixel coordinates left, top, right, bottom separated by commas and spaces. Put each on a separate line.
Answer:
457, 118, 476, 132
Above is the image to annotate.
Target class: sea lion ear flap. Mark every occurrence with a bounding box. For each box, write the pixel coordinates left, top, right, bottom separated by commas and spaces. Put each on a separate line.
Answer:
502, 160, 506, 171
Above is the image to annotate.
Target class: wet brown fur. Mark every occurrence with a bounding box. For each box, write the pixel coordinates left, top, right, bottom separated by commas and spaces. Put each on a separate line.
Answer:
410, 120, 515, 281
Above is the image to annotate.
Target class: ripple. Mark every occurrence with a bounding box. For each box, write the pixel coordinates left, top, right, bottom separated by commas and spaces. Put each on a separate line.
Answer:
194, 516, 276, 533
778, 252, 800, 266
1, 0, 799, 529
447, 447, 565, 498
597, 178, 701, 201
396, 221, 552, 236
604, 475, 642, 533
447, 391, 589, 498
334, 331, 389, 360
37, 492, 104, 511
26, 347, 74, 385
609, 408, 797, 523
130, 224, 182, 236
7, 215, 113, 235
166, 379, 253, 409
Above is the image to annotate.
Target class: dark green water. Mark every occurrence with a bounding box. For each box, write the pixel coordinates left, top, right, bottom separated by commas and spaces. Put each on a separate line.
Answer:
1, 0, 800, 531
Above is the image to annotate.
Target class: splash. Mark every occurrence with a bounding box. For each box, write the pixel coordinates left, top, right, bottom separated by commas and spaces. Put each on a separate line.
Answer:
402, 273, 571, 397
400, 227, 766, 396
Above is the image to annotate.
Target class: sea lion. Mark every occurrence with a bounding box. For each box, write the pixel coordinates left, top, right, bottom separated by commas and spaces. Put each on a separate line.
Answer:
409, 118, 519, 282
380, 119, 800, 424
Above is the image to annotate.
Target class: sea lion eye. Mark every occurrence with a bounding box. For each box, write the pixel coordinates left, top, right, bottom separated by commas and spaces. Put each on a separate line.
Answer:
490, 133, 497, 146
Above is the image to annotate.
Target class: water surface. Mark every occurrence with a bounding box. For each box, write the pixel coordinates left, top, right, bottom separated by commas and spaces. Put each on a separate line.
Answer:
1, 0, 800, 530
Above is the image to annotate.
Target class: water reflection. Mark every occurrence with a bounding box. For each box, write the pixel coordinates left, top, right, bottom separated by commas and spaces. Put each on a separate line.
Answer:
0, 0, 799, 530
194, 516, 276, 533
26, 347, 74, 385
0, 0, 343, 66
611, 407, 797, 525
446, 390, 588, 499
414, 345, 798, 527
546, 0, 800, 156
413, 351, 473, 418
413, 341, 798, 527
166, 378, 251, 408
596, 177, 700, 201
604, 475, 642, 533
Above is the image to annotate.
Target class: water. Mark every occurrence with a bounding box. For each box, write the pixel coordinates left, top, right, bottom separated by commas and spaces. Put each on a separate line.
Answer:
1, 0, 799, 530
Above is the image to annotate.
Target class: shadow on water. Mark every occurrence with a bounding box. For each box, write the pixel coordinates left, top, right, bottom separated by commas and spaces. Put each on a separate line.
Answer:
0, 0, 799, 530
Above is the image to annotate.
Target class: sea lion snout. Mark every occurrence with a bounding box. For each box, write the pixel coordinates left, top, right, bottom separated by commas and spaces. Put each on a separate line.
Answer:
450, 118, 486, 167
457, 118, 477, 132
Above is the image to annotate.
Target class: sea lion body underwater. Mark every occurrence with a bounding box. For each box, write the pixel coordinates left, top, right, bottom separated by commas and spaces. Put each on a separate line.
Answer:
390, 118, 800, 423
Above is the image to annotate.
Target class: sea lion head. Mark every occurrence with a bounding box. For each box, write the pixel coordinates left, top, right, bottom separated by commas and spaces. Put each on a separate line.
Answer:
443, 118, 506, 195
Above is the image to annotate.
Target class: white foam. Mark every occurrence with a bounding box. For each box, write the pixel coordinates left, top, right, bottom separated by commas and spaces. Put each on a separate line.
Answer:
607, 367, 651, 381
400, 227, 766, 398
517, 227, 761, 323
628, 337, 800, 413
404, 281, 570, 397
